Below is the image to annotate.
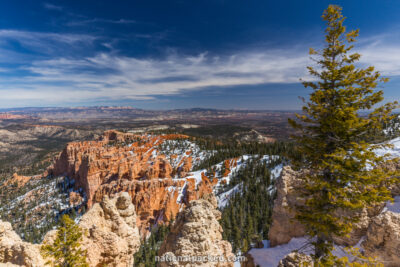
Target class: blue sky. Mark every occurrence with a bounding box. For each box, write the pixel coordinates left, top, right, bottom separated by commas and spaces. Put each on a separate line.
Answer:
0, 0, 400, 109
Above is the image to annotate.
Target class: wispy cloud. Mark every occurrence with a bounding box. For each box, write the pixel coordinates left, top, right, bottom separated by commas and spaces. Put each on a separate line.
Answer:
43, 3, 63, 11
0, 48, 311, 105
0, 30, 97, 58
66, 18, 136, 27
0, 30, 95, 45
0, 29, 399, 107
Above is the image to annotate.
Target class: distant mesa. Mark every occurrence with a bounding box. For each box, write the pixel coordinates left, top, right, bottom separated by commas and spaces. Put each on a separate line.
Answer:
0, 113, 30, 120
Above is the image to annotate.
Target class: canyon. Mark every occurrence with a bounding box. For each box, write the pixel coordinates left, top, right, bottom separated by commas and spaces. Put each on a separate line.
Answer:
46, 130, 217, 232
3, 127, 399, 266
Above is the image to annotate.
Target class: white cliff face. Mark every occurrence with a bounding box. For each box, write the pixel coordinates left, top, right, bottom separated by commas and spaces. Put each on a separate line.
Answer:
158, 195, 235, 267
0, 192, 141, 267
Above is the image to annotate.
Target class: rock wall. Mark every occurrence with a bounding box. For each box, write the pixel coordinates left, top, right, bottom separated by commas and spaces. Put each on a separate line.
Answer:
48, 131, 179, 206
270, 165, 400, 266
0, 192, 141, 267
158, 195, 235, 267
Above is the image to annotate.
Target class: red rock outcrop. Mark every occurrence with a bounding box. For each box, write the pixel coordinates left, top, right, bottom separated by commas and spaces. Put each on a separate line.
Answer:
47, 130, 217, 233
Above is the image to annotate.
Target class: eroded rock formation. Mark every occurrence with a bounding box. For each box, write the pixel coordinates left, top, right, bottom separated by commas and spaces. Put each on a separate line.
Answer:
0, 221, 44, 266
78, 191, 141, 266
268, 166, 306, 247
362, 211, 400, 267
268, 166, 383, 248
0, 193, 141, 267
47, 130, 217, 232
158, 195, 235, 267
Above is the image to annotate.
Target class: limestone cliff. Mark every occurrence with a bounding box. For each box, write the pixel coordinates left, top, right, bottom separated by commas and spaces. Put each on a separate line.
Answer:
158, 195, 235, 267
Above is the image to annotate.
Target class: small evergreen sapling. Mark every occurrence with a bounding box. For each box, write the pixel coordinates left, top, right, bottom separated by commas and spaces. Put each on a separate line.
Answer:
41, 214, 88, 267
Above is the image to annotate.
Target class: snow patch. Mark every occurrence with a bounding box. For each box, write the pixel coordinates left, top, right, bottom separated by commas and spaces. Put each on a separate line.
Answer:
248, 237, 308, 267
374, 137, 400, 158
248, 237, 364, 267
384, 196, 400, 214
216, 184, 242, 209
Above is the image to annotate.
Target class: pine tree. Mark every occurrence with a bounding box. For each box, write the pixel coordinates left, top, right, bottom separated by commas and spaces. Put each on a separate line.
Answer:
41, 214, 88, 267
289, 4, 399, 263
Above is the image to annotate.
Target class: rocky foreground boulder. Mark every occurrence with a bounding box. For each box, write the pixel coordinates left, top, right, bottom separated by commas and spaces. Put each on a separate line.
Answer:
268, 166, 383, 248
0, 221, 43, 266
0, 192, 141, 267
269, 165, 400, 266
362, 211, 400, 267
277, 252, 312, 267
268, 166, 306, 247
158, 195, 235, 267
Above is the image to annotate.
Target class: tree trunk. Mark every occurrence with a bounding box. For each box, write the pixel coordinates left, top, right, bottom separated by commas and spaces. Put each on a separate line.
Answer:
315, 235, 325, 258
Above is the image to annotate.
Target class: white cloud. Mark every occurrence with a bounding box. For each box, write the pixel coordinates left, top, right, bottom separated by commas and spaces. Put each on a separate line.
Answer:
0, 29, 400, 107
0, 49, 312, 106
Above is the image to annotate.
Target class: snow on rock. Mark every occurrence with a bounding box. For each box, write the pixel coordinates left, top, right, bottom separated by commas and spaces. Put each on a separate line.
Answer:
185, 169, 205, 186
211, 154, 281, 209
